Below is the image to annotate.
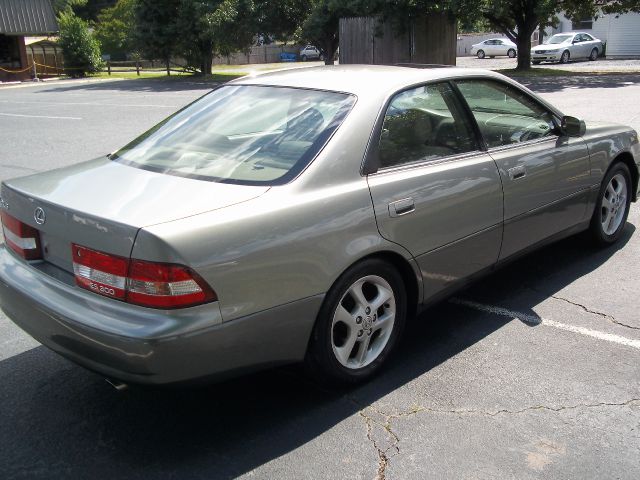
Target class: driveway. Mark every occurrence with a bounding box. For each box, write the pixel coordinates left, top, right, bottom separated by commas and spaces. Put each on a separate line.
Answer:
0, 75, 639, 479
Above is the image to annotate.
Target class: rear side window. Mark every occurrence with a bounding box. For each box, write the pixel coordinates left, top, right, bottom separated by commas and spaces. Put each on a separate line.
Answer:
455, 79, 557, 148
377, 82, 478, 168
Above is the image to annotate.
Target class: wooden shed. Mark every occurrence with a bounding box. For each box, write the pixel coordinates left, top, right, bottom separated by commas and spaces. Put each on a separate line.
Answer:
339, 15, 457, 66
0, 0, 58, 82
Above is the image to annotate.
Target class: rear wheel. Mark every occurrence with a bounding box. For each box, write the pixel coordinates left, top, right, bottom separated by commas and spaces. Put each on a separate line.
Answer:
590, 162, 632, 246
560, 50, 570, 64
305, 259, 406, 385
319, 54, 325, 61
477, 50, 485, 59
589, 48, 598, 61
507, 49, 517, 58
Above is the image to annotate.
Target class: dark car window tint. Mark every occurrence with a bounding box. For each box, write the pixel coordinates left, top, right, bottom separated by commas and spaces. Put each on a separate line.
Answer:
378, 83, 478, 168
455, 79, 556, 149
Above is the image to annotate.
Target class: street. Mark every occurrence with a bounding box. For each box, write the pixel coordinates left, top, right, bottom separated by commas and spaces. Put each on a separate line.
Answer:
0, 74, 639, 479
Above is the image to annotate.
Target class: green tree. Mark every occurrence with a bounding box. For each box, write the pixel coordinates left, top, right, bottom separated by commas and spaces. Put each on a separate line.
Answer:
254, 0, 306, 42
58, 10, 104, 77
134, 0, 181, 73
52, 0, 88, 15
176, 0, 256, 74
94, 0, 136, 60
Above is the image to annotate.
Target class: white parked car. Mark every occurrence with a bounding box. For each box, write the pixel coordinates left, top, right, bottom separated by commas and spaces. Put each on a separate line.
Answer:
470, 38, 517, 59
299, 45, 324, 61
531, 32, 603, 64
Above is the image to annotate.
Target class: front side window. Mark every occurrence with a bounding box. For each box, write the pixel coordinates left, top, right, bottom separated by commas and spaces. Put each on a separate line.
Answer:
112, 85, 355, 185
456, 79, 557, 148
377, 83, 478, 168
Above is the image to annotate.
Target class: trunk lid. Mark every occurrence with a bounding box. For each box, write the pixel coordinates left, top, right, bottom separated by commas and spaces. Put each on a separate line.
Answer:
1, 158, 269, 273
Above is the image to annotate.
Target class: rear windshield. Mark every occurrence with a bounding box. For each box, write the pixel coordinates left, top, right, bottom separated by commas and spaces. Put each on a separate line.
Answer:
111, 85, 356, 185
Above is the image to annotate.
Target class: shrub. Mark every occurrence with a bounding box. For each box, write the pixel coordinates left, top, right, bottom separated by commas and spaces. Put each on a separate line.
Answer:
58, 11, 104, 77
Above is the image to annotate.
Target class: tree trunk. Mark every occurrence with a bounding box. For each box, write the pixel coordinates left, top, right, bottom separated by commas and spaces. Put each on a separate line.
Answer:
165, 57, 170, 76
516, 34, 532, 70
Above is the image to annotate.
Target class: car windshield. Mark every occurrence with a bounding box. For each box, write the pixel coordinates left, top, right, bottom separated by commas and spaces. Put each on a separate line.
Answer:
545, 34, 573, 45
111, 85, 356, 185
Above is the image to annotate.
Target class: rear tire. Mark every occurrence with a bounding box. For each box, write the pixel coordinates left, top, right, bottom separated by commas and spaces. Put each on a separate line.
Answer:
304, 259, 406, 385
477, 50, 485, 59
589, 48, 598, 61
590, 162, 632, 246
507, 49, 517, 58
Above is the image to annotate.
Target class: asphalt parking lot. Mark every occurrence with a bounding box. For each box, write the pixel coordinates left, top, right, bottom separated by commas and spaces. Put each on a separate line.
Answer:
0, 73, 639, 479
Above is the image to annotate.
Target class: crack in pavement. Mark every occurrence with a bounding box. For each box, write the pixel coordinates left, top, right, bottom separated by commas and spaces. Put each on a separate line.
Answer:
347, 394, 639, 478
378, 398, 640, 419
525, 286, 640, 331
549, 294, 640, 330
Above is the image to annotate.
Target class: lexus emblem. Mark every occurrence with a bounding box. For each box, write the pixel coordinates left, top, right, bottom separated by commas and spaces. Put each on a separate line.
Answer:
34, 207, 46, 225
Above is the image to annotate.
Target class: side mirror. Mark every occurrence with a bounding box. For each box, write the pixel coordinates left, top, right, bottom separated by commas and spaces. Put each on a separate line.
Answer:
561, 116, 586, 137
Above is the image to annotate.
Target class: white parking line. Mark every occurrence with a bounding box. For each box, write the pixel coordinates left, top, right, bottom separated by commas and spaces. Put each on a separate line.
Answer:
451, 298, 640, 351
0, 100, 179, 108
0, 112, 82, 120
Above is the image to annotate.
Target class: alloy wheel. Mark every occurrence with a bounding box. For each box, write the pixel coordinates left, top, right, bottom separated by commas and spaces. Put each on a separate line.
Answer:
330, 275, 396, 369
600, 173, 628, 235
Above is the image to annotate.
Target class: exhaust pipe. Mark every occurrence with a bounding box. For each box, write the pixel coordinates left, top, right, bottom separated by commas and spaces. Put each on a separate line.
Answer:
105, 378, 129, 392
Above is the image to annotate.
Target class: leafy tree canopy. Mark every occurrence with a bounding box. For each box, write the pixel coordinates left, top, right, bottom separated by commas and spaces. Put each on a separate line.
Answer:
94, 0, 135, 60
57, 10, 104, 77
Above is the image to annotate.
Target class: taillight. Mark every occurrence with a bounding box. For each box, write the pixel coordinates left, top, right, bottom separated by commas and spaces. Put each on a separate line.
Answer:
72, 245, 128, 300
1, 211, 43, 260
71, 244, 217, 309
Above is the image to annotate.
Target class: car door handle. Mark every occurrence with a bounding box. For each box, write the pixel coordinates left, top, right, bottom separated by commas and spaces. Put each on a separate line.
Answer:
389, 198, 415, 217
507, 165, 526, 180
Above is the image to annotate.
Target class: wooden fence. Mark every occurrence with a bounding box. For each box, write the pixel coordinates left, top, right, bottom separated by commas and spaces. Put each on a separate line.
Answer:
339, 15, 456, 66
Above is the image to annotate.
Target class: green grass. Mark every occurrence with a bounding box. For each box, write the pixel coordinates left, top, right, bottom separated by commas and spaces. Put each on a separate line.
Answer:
88, 71, 247, 83
496, 68, 579, 77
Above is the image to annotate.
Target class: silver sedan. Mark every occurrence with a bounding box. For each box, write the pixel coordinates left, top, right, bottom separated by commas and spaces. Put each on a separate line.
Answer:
531, 31, 603, 64
0, 66, 638, 386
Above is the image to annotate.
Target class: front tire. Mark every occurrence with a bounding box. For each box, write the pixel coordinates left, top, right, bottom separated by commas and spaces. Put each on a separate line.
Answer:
301, 55, 307, 62
590, 162, 632, 246
305, 259, 407, 385
560, 50, 570, 64
477, 50, 485, 59
507, 49, 517, 58
532, 60, 542, 65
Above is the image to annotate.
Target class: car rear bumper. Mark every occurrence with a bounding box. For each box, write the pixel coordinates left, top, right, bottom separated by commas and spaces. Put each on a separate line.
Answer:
0, 246, 321, 385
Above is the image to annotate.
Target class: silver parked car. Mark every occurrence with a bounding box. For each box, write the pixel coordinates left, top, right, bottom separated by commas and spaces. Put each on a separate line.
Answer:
470, 38, 518, 59
531, 32, 603, 64
0, 66, 638, 386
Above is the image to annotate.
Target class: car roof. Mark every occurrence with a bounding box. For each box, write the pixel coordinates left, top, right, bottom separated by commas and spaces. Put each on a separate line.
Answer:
230, 64, 509, 97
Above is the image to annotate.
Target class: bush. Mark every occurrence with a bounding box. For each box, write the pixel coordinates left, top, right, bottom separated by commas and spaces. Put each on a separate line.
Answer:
58, 11, 104, 77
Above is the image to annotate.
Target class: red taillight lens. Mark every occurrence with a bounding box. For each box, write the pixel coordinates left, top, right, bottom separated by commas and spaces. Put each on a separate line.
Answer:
1, 211, 43, 260
127, 260, 217, 308
71, 243, 217, 309
72, 244, 128, 300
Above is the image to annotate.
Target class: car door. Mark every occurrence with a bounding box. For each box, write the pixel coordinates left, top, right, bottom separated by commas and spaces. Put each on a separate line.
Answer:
494, 40, 507, 56
365, 82, 503, 300
454, 78, 591, 260
487, 40, 499, 56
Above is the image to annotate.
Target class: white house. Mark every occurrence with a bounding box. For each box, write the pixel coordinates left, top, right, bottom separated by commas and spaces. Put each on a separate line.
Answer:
547, 11, 640, 58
